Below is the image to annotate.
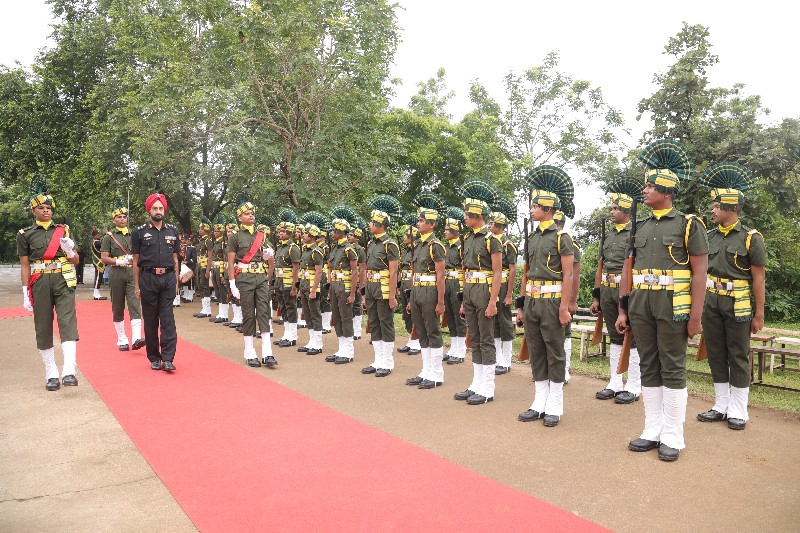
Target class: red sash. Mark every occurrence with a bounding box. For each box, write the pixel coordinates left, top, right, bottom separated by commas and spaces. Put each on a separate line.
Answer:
28, 225, 66, 304
108, 231, 130, 255
234, 231, 265, 278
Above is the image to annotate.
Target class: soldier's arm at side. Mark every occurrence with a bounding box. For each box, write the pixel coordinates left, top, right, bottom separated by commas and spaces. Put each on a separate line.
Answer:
434, 257, 445, 315
486, 251, 502, 318
751, 264, 765, 333
20, 255, 31, 286
559, 254, 574, 327
227, 250, 237, 281
570, 257, 581, 314
687, 253, 708, 338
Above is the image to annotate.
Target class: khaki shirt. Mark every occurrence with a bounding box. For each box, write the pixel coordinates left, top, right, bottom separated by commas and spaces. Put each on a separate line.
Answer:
633, 208, 708, 271
227, 226, 266, 264
601, 221, 631, 274
497, 233, 518, 270
525, 223, 574, 282
445, 239, 462, 270
100, 227, 132, 258
329, 238, 357, 272
366, 234, 400, 270
412, 233, 445, 274
707, 222, 765, 280
17, 223, 72, 261
463, 225, 501, 271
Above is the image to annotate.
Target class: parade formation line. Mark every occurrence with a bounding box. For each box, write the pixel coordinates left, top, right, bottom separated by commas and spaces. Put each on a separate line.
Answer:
0, 306, 33, 320
68, 301, 607, 532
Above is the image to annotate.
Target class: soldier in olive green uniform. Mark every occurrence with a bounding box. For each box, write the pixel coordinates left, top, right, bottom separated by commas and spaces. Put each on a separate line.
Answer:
297, 224, 325, 355
100, 199, 144, 351
590, 179, 643, 404
192, 218, 213, 319
405, 207, 447, 389
325, 219, 358, 363
348, 227, 367, 340
274, 222, 301, 347
210, 218, 231, 323
553, 207, 580, 384
397, 222, 421, 355
454, 191, 503, 404
489, 210, 518, 375
91, 230, 107, 300
225, 220, 243, 327
360, 200, 401, 377
317, 232, 332, 334
516, 167, 575, 427
227, 198, 276, 367
18, 176, 81, 391
696, 163, 765, 431
617, 139, 708, 462
442, 213, 467, 364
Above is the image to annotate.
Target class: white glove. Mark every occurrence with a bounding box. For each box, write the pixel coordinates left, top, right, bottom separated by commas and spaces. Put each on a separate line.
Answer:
59, 237, 76, 258
229, 279, 241, 300
262, 247, 274, 261
116, 258, 126, 266
22, 286, 33, 312
125, 255, 133, 265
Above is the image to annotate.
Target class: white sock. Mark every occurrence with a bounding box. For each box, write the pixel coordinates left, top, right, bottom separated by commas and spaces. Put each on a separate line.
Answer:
39, 347, 59, 380
130, 319, 142, 341
544, 380, 564, 416
711, 382, 730, 414
728, 386, 749, 421
606, 343, 624, 392
61, 340, 77, 377
640, 386, 665, 442
201, 297, 211, 315
286, 322, 298, 342
531, 380, 550, 413
217, 303, 229, 319
500, 340, 513, 368
418, 347, 430, 379
481, 363, 495, 398
660, 387, 688, 450
371, 340, 383, 368
243, 335, 257, 359
173, 294, 181, 305
260, 333, 273, 358
467, 363, 481, 393
429, 347, 444, 383
113, 321, 129, 346
93, 288, 101, 298
409, 338, 421, 351
624, 347, 642, 394
383, 341, 395, 370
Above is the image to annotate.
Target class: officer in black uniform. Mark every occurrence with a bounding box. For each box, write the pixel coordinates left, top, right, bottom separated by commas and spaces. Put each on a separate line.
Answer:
132, 193, 181, 372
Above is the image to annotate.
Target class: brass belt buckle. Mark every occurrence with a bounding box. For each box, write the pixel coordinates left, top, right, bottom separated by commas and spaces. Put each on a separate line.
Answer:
715, 281, 725, 290
155, 267, 166, 275
531, 285, 542, 296
643, 273, 659, 285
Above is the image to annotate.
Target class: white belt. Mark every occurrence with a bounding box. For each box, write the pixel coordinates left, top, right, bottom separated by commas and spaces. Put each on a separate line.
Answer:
413, 274, 436, 282
400, 272, 412, 280
446, 270, 462, 278
31, 261, 66, 272
237, 262, 265, 271
275, 268, 288, 276
633, 274, 673, 286
525, 282, 562, 294
706, 278, 733, 291
464, 271, 487, 280
603, 274, 622, 283
501, 271, 509, 280
333, 273, 350, 280
368, 272, 385, 281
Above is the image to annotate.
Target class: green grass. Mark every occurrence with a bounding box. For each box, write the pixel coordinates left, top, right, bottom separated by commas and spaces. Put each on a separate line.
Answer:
391, 313, 800, 414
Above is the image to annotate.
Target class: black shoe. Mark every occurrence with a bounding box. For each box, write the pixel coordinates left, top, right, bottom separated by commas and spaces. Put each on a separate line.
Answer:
697, 409, 727, 422
222, 322, 230, 327
236, 327, 243, 333
406, 376, 424, 386
278, 339, 297, 348
228, 322, 242, 328
614, 391, 640, 404
543, 414, 560, 427
442, 354, 450, 362
274, 319, 284, 325
518, 409, 544, 422
375, 369, 391, 377
306, 348, 322, 355
93, 296, 108, 300
322, 329, 331, 335
194, 313, 211, 318
334, 356, 353, 364
211, 296, 218, 302
263, 356, 278, 367
173, 303, 180, 308
62, 375, 78, 386
397, 345, 411, 353
728, 418, 747, 430
131, 339, 146, 350
150, 360, 163, 371
628, 438, 660, 452
297, 324, 307, 329
596, 388, 618, 400
119, 344, 130, 352
407, 349, 421, 355
297, 346, 309, 352
325, 354, 337, 362
658, 444, 680, 462
354, 336, 361, 341
446, 357, 464, 365
210, 317, 226, 323
163, 361, 176, 372
418, 379, 443, 389
495, 366, 509, 375
454, 389, 475, 401
467, 393, 493, 405
181, 297, 192, 303
246, 358, 261, 367
361, 366, 377, 374
46, 378, 60, 391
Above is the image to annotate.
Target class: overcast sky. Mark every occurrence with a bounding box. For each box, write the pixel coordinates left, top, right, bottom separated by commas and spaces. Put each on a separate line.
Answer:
2, 0, 798, 220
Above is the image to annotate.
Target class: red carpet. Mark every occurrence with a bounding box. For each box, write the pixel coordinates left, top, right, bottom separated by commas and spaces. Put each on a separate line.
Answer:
0, 306, 33, 319
71, 301, 607, 532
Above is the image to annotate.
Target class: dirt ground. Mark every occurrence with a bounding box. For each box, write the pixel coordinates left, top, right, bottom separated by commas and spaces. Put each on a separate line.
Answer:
1, 267, 798, 532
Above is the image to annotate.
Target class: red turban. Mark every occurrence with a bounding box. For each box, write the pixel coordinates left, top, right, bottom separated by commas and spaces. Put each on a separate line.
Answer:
145, 193, 168, 212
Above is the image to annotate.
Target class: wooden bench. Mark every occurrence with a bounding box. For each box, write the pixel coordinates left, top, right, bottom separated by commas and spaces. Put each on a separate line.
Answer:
570, 315, 607, 362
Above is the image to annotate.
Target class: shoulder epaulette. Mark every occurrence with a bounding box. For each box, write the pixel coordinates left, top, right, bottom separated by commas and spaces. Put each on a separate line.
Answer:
136, 223, 148, 230
746, 228, 763, 252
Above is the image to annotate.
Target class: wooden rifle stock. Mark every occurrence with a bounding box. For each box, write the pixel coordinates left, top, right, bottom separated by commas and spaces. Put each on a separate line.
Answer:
695, 334, 707, 361
441, 310, 448, 329
617, 256, 634, 374
411, 326, 419, 340
591, 313, 604, 346
518, 218, 530, 362
592, 219, 606, 346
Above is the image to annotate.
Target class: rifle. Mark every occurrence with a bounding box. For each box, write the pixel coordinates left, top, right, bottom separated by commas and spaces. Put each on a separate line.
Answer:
457, 223, 470, 349
518, 218, 530, 362
592, 218, 606, 345
617, 202, 637, 374
406, 228, 418, 340
695, 335, 707, 361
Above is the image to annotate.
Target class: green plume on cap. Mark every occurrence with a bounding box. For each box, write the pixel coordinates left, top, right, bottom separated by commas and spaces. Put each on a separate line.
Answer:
259, 213, 277, 228
403, 212, 418, 226
559, 198, 575, 219
214, 214, 227, 226
352, 214, 367, 232
300, 211, 330, 231
491, 197, 517, 221
459, 178, 499, 205
445, 206, 465, 221
523, 165, 574, 203
699, 162, 754, 192
413, 191, 447, 215
328, 204, 361, 227
639, 139, 693, 193
201, 215, 212, 225
277, 207, 297, 224
366, 194, 403, 220
28, 173, 56, 209
607, 176, 644, 204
